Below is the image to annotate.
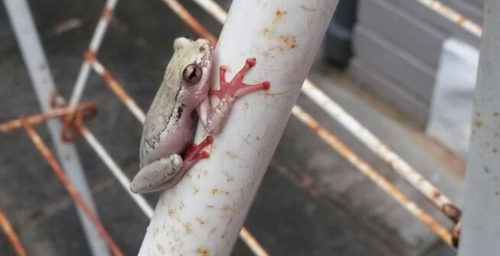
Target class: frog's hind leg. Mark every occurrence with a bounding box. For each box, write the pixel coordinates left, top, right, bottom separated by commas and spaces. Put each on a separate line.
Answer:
130, 136, 213, 194
130, 154, 183, 194
181, 135, 213, 171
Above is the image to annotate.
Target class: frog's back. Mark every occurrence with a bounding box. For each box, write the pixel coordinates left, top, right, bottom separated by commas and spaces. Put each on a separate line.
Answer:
140, 68, 184, 163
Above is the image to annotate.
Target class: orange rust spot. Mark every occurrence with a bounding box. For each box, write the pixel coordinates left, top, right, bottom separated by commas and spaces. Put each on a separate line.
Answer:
211, 188, 218, 195
84, 50, 96, 64
273, 9, 288, 24
474, 120, 484, 127
451, 220, 461, 248
197, 246, 210, 256
184, 222, 192, 233
432, 191, 441, 199
456, 16, 466, 26
442, 204, 462, 223
275, 9, 287, 17
277, 35, 297, 50
101, 5, 113, 20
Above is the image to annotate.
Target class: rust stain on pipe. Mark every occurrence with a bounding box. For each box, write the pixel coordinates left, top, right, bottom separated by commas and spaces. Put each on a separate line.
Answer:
0, 209, 28, 256
101, 4, 114, 21
21, 120, 124, 256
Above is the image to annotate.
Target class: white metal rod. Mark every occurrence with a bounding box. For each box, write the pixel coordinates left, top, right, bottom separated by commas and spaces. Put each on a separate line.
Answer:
191, 0, 227, 23
137, 1, 338, 255
80, 126, 154, 218
2, 0, 110, 255
415, 0, 482, 38
68, 0, 119, 108
458, 0, 500, 253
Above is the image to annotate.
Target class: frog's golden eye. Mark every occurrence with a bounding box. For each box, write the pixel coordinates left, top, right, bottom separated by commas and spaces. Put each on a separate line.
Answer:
182, 64, 202, 85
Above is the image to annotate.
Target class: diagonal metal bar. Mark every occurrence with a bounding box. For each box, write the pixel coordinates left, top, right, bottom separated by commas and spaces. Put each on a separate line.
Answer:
415, 0, 482, 38
84, 52, 145, 123
161, 0, 217, 44
2, 0, 111, 255
0, 208, 28, 256
292, 106, 454, 247
68, 0, 119, 108
22, 121, 124, 256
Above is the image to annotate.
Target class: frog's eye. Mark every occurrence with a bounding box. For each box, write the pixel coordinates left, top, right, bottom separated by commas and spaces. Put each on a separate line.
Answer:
182, 64, 202, 85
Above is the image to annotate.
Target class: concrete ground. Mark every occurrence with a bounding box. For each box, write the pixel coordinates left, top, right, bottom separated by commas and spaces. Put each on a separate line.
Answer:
0, 0, 464, 255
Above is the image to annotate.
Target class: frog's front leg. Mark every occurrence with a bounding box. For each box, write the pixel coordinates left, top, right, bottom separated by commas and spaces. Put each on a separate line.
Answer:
130, 136, 213, 194
198, 58, 270, 135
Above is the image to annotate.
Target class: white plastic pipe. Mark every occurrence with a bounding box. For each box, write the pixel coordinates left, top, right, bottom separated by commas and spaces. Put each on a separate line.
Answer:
137, 1, 338, 255
458, 0, 500, 254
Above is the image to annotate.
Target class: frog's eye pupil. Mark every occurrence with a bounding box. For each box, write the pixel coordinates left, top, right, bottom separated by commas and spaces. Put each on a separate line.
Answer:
183, 64, 202, 85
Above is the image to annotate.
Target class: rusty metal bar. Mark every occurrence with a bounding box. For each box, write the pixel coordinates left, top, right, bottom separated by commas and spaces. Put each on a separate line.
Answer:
0, 103, 95, 133
415, 0, 482, 38
161, 0, 217, 44
21, 120, 124, 256
84, 52, 145, 123
0, 208, 28, 256
292, 106, 454, 247
300, 81, 462, 223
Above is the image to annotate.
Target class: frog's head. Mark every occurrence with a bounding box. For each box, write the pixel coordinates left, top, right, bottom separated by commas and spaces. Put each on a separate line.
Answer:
172, 37, 213, 90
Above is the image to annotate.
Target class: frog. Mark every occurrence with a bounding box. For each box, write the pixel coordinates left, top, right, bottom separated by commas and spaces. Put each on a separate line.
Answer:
130, 37, 270, 194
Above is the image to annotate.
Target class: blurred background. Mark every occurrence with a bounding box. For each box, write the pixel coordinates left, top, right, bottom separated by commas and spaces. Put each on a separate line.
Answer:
0, 0, 483, 255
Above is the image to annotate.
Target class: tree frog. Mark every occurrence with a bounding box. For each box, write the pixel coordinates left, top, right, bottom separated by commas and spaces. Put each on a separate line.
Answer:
130, 37, 270, 194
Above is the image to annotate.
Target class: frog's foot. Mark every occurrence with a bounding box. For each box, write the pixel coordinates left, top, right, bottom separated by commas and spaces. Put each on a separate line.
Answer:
130, 154, 183, 194
182, 136, 213, 171
210, 58, 270, 103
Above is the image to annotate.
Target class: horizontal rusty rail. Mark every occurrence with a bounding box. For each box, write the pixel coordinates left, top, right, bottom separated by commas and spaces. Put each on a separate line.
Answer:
0, 103, 95, 133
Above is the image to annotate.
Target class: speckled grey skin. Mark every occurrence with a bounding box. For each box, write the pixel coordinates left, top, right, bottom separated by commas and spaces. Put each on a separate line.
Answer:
131, 38, 213, 194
